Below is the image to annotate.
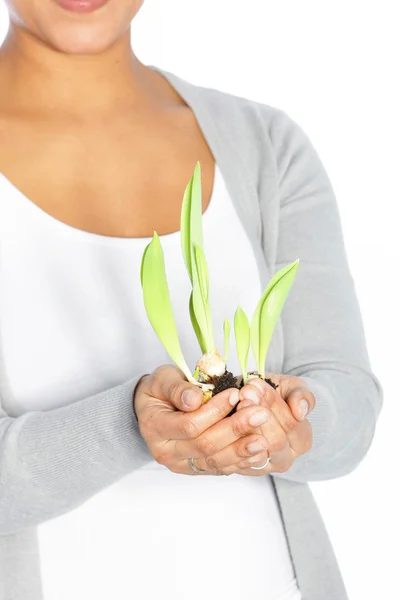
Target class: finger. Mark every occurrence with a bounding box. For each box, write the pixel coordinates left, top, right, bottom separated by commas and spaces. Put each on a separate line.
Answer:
194, 434, 269, 472
162, 458, 214, 476
286, 419, 313, 456
164, 387, 241, 440
275, 375, 316, 414
178, 441, 292, 477
165, 442, 295, 477
240, 397, 293, 463
234, 441, 292, 475
237, 381, 264, 406
173, 404, 270, 457
221, 458, 272, 477
170, 452, 271, 477
254, 391, 313, 459
150, 365, 204, 411
245, 378, 300, 435
236, 378, 278, 411
238, 451, 270, 469
243, 377, 314, 457
286, 388, 316, 422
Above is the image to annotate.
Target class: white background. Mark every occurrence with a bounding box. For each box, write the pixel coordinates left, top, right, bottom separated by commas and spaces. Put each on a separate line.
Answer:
1, 1, 399, 598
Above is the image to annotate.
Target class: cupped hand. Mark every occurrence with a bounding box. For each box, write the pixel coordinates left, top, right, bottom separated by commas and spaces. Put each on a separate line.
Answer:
220, 373, 315, 476
133, 365, 272, 476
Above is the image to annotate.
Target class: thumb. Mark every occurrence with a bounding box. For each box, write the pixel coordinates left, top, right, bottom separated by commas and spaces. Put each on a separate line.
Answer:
154, 366, 204, 412
174, 383, 204, 412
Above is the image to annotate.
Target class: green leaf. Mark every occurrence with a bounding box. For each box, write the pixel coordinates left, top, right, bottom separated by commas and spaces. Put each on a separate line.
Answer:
141, 232, 193, 382
223, 319, 231, 363
181, 176, 194, 279
234, 307, 250, 383
251, 259, 299, 378
180, 162, 203, 282
180, 163, 215, 354
189, 292, 208, 355
192, 243, 214, 352
193, 243, 210, 303
140, 241, 151, 287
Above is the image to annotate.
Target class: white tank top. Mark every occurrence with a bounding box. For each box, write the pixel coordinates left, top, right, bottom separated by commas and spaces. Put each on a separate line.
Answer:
0, 166, 301, 600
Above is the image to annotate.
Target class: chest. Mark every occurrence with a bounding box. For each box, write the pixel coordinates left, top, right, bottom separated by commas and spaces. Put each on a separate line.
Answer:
0, 167, 264, 416
0, 109, 215, 238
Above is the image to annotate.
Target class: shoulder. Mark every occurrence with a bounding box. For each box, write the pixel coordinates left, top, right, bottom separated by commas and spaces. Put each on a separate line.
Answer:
169, 71, 305, 136
158, 69, 316, 175
200, 84, 318, 164
184, 76, 334, 206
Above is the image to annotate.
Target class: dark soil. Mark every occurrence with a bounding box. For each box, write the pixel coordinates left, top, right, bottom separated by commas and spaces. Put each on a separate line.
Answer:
265, 377, 278, 390
211, 370, 238, 395
210, 371, 278, 418
238, 374, 279, 391
210, 370, 240, 418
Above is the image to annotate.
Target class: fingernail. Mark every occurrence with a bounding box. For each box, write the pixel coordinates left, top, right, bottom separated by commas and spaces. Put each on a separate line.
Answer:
240, 387, 261, 405
182, 389, 199, 408
249, 411, 269, 427
247, 378, 265, 393
229, 389, 240, 406
247, 441, 265, 454
299, 399, 309, 420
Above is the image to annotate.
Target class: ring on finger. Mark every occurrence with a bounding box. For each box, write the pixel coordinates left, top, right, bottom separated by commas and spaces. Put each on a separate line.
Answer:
188, 457, 207, 474
250, 455, 271, 471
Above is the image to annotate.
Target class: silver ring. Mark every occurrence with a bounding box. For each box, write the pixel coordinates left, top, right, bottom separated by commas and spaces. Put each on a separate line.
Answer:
250, 456, 271, 471
188, 457, 207, 473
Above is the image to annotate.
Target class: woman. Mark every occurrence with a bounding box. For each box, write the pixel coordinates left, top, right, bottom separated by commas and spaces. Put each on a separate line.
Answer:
0, 1, 383, 599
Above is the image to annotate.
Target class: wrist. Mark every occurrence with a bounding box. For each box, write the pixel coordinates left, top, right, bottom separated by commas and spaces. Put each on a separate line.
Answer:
132, 373, 151, 422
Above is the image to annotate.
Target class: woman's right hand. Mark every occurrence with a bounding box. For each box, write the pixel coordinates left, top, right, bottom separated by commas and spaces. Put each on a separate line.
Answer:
133, 365, 270, 476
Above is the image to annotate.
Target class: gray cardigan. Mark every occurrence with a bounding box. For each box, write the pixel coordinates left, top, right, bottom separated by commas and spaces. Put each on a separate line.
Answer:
0, 68, 383, 600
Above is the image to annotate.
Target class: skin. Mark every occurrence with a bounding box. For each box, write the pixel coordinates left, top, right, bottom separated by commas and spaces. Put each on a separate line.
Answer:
134, 367, 315, 476
0, 0, 315, 477
0, 2, 215, 239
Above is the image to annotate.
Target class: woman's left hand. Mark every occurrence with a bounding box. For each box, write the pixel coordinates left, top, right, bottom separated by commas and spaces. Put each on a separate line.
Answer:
194, 373, 315, 476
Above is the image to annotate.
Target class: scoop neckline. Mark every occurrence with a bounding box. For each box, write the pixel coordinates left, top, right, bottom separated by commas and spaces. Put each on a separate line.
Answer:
0, 162, 219, 248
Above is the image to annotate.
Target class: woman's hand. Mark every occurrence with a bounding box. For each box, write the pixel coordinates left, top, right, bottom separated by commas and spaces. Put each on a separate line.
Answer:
218, 373, 315, 476
134, 365, 272, 475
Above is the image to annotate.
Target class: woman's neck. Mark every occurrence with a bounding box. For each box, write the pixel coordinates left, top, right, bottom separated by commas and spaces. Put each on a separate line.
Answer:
0, 25, 161, 117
